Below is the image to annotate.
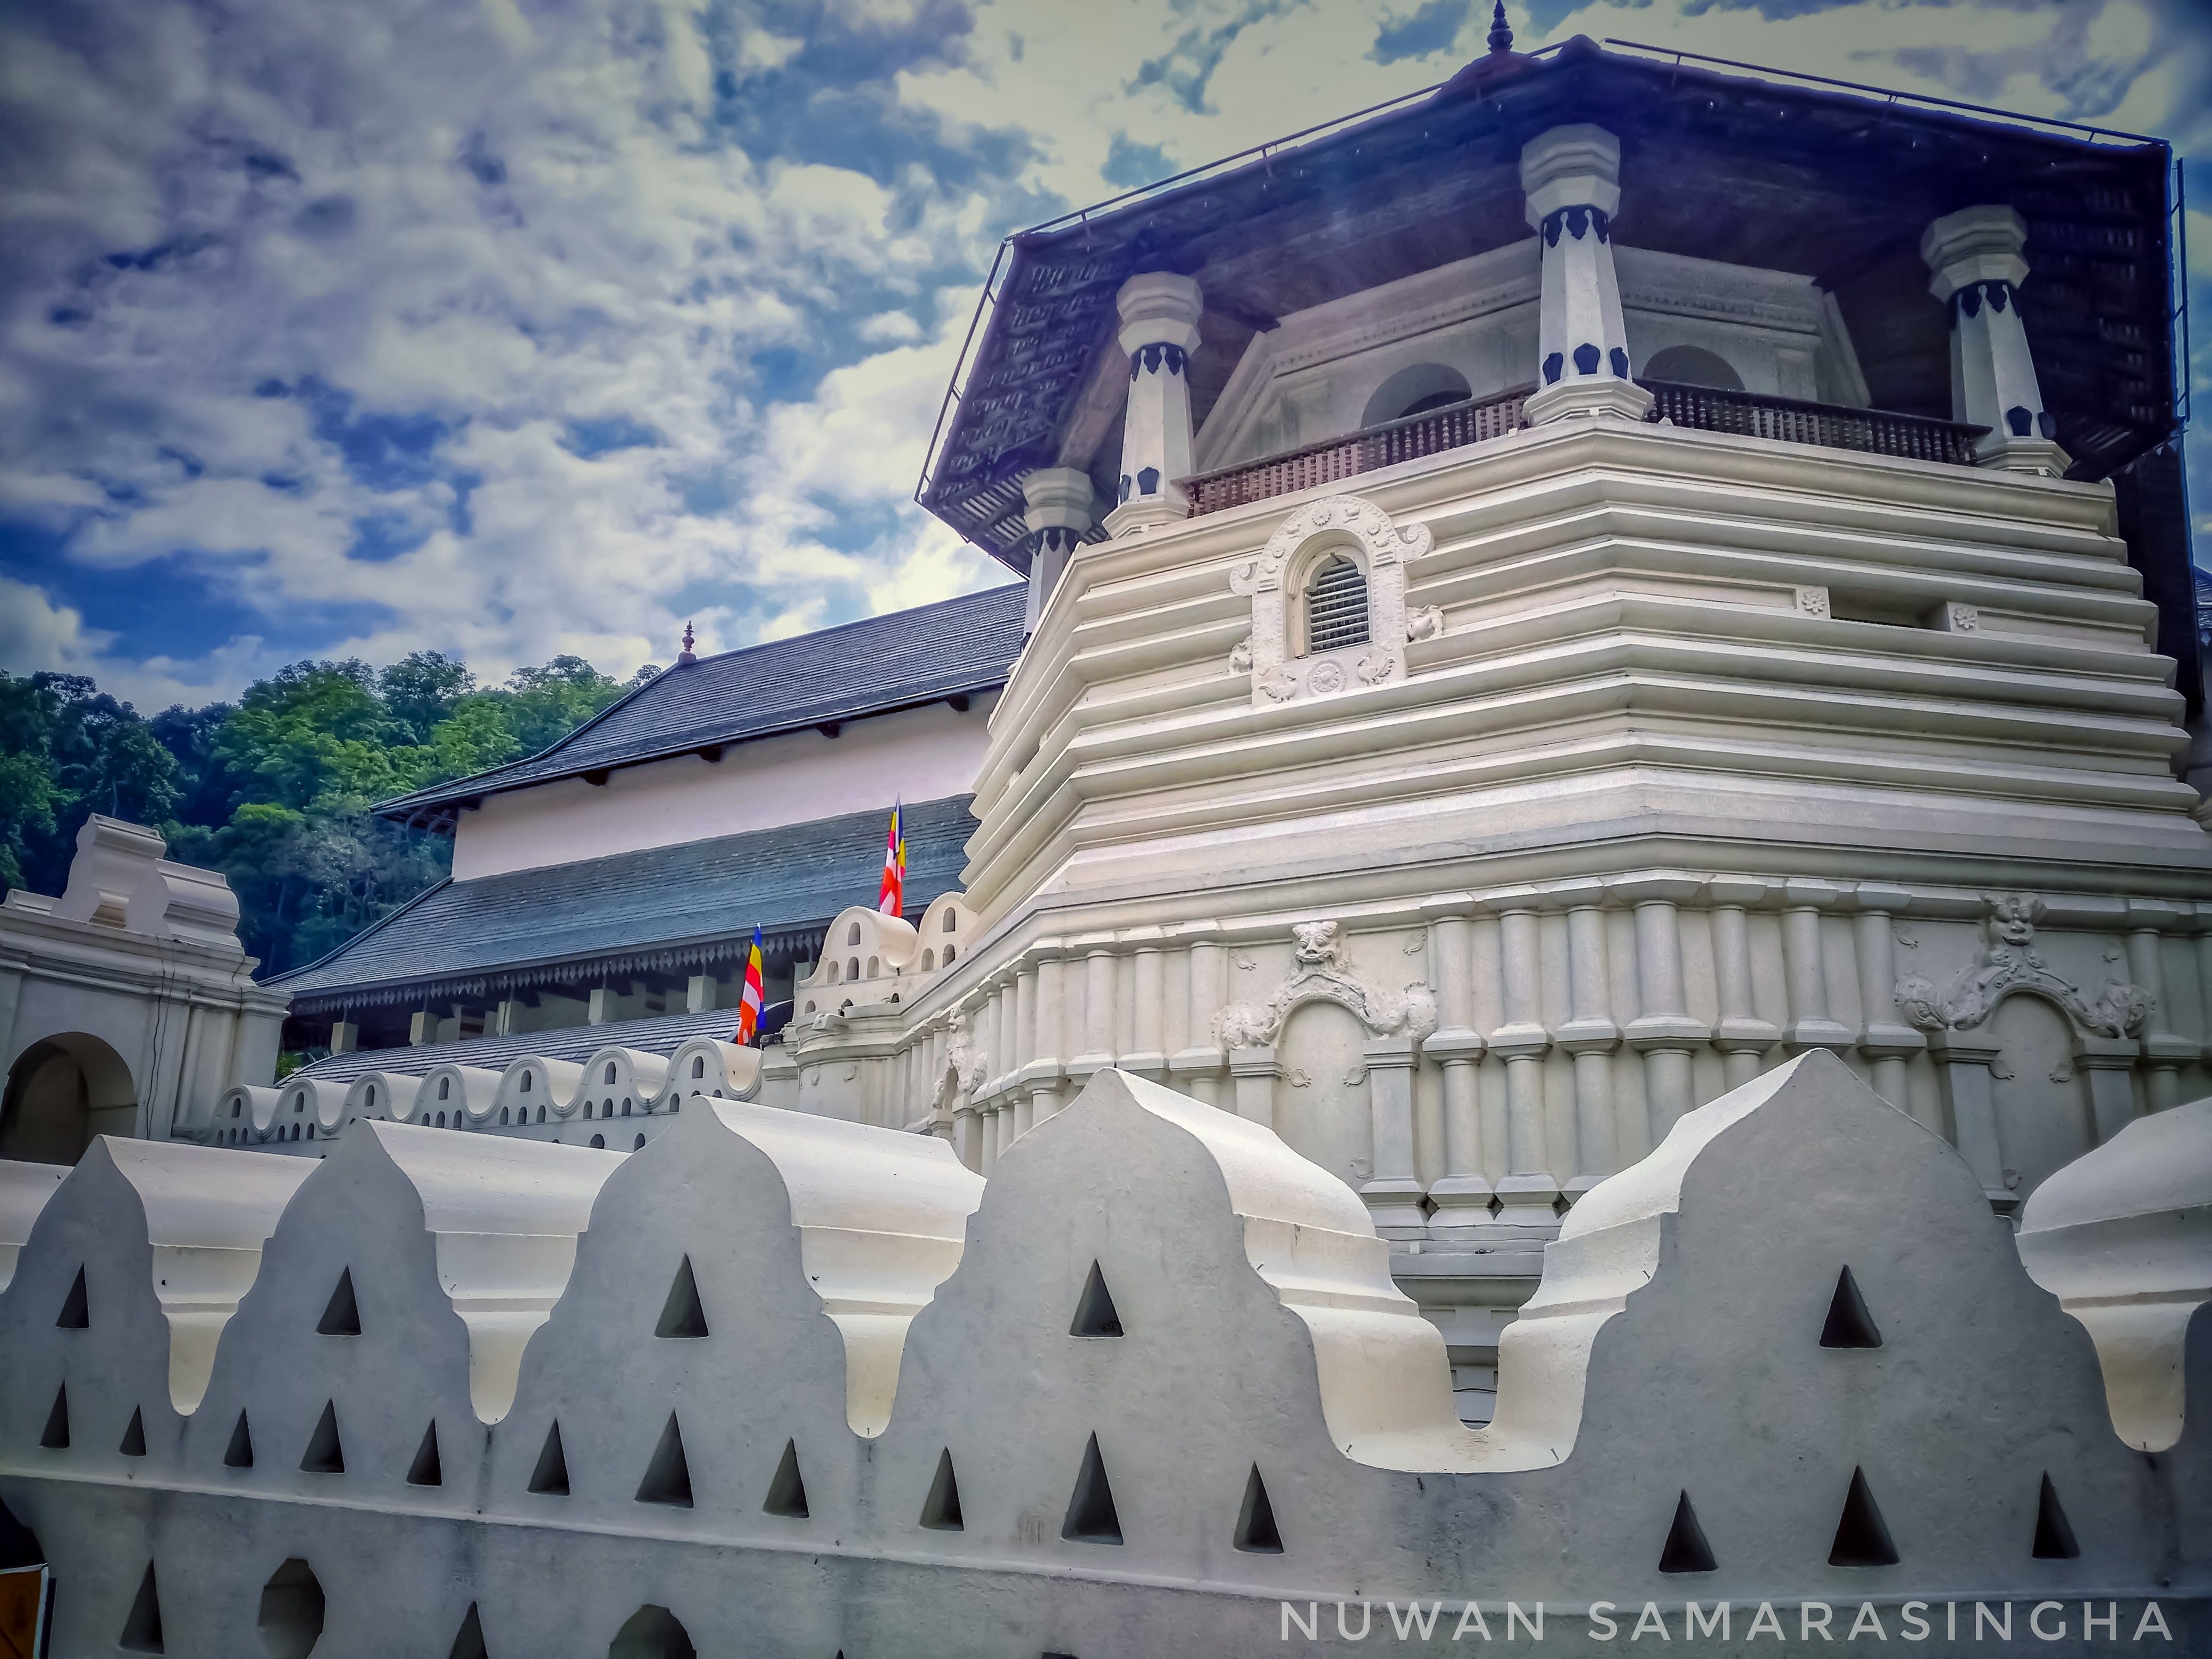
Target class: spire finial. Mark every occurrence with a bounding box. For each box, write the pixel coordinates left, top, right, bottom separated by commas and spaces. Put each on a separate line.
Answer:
1487, 0, 1513, 53
678, 621, 696, 664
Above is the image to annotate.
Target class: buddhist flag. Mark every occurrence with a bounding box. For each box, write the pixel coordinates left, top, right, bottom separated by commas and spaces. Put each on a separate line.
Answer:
734, 926, 766, 1045
876, 800, 907, 916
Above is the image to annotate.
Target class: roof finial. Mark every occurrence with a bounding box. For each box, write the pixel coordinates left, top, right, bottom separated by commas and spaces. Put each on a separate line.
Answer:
1487, 0, 1513, 53
678, 621, 697, 665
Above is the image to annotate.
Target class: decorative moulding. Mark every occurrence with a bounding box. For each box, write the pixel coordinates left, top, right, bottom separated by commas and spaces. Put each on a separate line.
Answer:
1896, 893, 2151, 1041
1229, 495, 1430, 707
1212, 921, 1438, 1051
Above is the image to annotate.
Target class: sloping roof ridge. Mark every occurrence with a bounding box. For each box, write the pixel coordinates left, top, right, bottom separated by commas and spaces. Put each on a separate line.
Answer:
376, 582, 1024, 816
265, 874, 456, 988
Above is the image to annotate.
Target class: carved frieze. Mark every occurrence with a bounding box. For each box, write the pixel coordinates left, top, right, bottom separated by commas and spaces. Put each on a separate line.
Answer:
1212, 920, 1439, 1051
1230, 495, 1431, 707
1896, 894, 2151, 1042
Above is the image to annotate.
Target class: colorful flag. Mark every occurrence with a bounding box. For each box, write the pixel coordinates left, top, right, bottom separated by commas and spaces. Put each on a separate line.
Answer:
876, 799, 906, 916
734, 925, 766, 1045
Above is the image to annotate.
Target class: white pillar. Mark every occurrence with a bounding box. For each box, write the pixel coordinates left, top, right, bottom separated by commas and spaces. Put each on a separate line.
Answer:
1125, 945, 1167, 1078
1921, 206, 2069, 475
685, 974, 716, 1015
328, 1020, 358, 1056
1021, 467, 1095, 635
1555, 899, 1619, 1196
1102, 272, 1202, 537
1491, 907, 1560, 1233
1170, 937, 1227, 1107
1519, 124, 1653, 426
1850, 885, 1927, 1119
1423, 914, 1493, 1227
1624, 889, 1708, 1143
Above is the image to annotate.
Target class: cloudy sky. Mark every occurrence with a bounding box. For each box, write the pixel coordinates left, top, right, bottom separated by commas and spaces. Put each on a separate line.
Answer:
2, 0, 2207, 708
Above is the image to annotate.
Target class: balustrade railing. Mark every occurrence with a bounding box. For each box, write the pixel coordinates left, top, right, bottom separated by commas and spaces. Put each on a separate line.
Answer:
1183, 380, 1986, 517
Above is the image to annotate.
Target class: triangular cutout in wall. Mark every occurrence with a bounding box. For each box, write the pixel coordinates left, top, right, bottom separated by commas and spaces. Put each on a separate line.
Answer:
636, 1414, 694, 1507
39, 1384, 68, 1449
919, 1447, 963, 1530
119, 1560, 165, 1652
1819, 1266, 1882, 1349
1828, 1467, 1899, 1566
2032, 1472, 2081, 1560
56, 1264, 88, 1329
653, 1255, 709, 1339
120, 1405, 147, 1457
1068, 1261, 1122, 1338
1234, 1464, 1283, 1554
224, 1411, 254, 1469
1657, 1490, 1716, 1573
763, 1438, 808, 1519
447, 1603, 489, 1659
528, 1421, 569, 1495
317, 1268, 362, 1336
407, 1421, 443, 1487
299, 1401, 345, 1474
1061, 1432, 1122, 1544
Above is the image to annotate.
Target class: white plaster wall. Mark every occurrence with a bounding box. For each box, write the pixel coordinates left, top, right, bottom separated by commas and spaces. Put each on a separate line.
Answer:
450, 693, 998, 882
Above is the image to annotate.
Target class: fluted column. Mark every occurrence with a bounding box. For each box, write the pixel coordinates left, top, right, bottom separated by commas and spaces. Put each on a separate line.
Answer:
1851, 884, 1928, 1119
1553, 891, 1619, 1196
1709, 877, 1779, 1088
1070, 945, 1117, 1078
1170, 935, 1226, 1107
1124, 942, 1167, 1079
2126, 904, 2189, 1111
1491, 904, 1559, 1233
1423, 912, 1492, 1228
1361, 1036, 1427, 1238
1020, 467, 1095, 635
1622, 880, 1709, 1144
1782, 881, 1854, 1050
1026, 951, 1069, 1125
1519, 124, 1653, 426
1102, 273, 1202, 536
1010, 967, 1037, 1139
1921, 206, 2069, 475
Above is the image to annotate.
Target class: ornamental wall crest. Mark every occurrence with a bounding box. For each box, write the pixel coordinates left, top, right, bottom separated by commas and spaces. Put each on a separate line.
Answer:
1895, 893, 2151, 1041
1212, 920, 1439, 1051
1226, 495, 1432, 706
936, 1009, 990, 1108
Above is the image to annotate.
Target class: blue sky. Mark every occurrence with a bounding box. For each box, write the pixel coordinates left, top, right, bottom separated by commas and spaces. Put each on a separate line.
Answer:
1, 0, 2207, 707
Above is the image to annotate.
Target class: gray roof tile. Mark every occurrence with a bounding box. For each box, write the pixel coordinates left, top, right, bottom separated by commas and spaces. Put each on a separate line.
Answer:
272, 794, 976, 1005
287, 1006, 748, 1084
381, 584, 1026, 818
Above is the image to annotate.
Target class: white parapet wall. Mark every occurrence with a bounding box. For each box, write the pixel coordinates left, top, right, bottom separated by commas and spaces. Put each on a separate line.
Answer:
1, 1055, 2206, 1654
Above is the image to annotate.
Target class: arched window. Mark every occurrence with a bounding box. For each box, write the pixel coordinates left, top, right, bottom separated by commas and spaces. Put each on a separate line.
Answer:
621, 1099, 632, 1117
1641, 345, 1744, 391
294, 1097, 304, 1114
499, 1107, 510, 1125
435, 1112, 445, 1127
590, 1134, 605, 1149
1303, 555, 1370, 653
943, 909, 957, 932
537, 1105, 547, 1123
520, 1072, 532, 1093
827, 961, 840, 983
847, 956, 860, 981
691, 1056, 705, 1078
438, 1076, 451, 1100
306, 1124, 315, 1140
943, 944, 956, 965
846, 921, 862, 946
604, 1062, 617, 1085
634, 1134, 647, 1150
804, 1000, 816, 1014
922, 950, 935, 971
1362, 362, 1472, 427
232, 1100, 241, 1118
364, 1086, 376, 1108
866, 956, 879, 978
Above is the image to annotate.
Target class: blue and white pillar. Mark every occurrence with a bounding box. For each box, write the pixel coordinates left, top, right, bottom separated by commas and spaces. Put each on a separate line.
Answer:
1921, 206, 2069, 475
1520, 124, 1653, 425
1020, 466, 1094, 635
1103, 271, 1203, 536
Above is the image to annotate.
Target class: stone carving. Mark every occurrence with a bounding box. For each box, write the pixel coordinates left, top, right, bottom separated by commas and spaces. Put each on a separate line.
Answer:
940, 1011, 989, 1103
1212, 919, 1439, 1050
1227, 635, 1253, 673
1229, 495, 1430, 707
1794, 585, 1831, 618
1405, 605, 1443, 641
1896, 893, 2151, 1040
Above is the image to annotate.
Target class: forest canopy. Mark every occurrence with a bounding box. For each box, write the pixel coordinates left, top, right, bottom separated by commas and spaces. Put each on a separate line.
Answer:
0, 651, 651, 976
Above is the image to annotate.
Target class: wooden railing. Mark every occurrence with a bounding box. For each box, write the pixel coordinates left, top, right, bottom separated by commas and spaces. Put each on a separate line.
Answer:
1184, 380, 1985, 517
1639, 380, 1986, 467
1185, 386, 1533, 517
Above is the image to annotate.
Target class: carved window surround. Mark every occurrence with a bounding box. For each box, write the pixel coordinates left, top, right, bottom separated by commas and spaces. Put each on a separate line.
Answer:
1229, 495, 1432, 707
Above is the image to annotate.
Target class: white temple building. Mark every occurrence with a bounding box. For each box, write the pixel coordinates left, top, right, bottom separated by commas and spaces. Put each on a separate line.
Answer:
1, 26, 2208, 1656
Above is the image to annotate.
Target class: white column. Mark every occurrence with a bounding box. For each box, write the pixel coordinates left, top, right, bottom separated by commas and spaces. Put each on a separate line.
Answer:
1361, 1037, 1427, 1238
1519, 124, 1653, 426
1124, 944, 1167, 1078
1708, 878, 1779, 1088
1851, 885, 1927, 1118
1011, 967, 1037, 1139
1623, 886, 1708, 1143
685, 974, 715, 1015
1490, 906, 1560, 1233
1423, 914, 1492, 1228
1070, 947, 1117, 1077
1027, 953, 1068, 1126
329, 1020, 358, 1055
1102, 272, 1203, 537
1021, 467, 1095, 635
1170, 936, 1227, 1107
1781, 882, 1854, 1050
1554, 897, 1619, 1196
1921, 206, 2069, 475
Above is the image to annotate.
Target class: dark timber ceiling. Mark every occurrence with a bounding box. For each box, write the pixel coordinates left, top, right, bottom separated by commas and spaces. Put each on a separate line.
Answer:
921, 36, 2177, 573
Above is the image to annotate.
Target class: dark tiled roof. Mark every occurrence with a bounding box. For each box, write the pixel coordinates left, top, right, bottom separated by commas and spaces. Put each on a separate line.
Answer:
380, 584, 1026, 821
271, 794, 976, 1008
287, 1007, 745, 1084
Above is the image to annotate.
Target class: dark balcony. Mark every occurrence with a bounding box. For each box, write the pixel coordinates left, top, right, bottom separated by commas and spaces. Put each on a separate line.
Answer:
1184, 381, 1987, 518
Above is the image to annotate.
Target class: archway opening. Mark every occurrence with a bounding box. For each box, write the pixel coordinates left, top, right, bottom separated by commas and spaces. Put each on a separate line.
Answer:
610, 1605, 696, 1659
1641, 345, 1744, 391
1362, 362, 1472, 428
1, 1033, 136, 1164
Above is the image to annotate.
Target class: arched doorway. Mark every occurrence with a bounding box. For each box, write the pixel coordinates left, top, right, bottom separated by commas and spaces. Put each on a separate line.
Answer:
1, 1034, 137, 1164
